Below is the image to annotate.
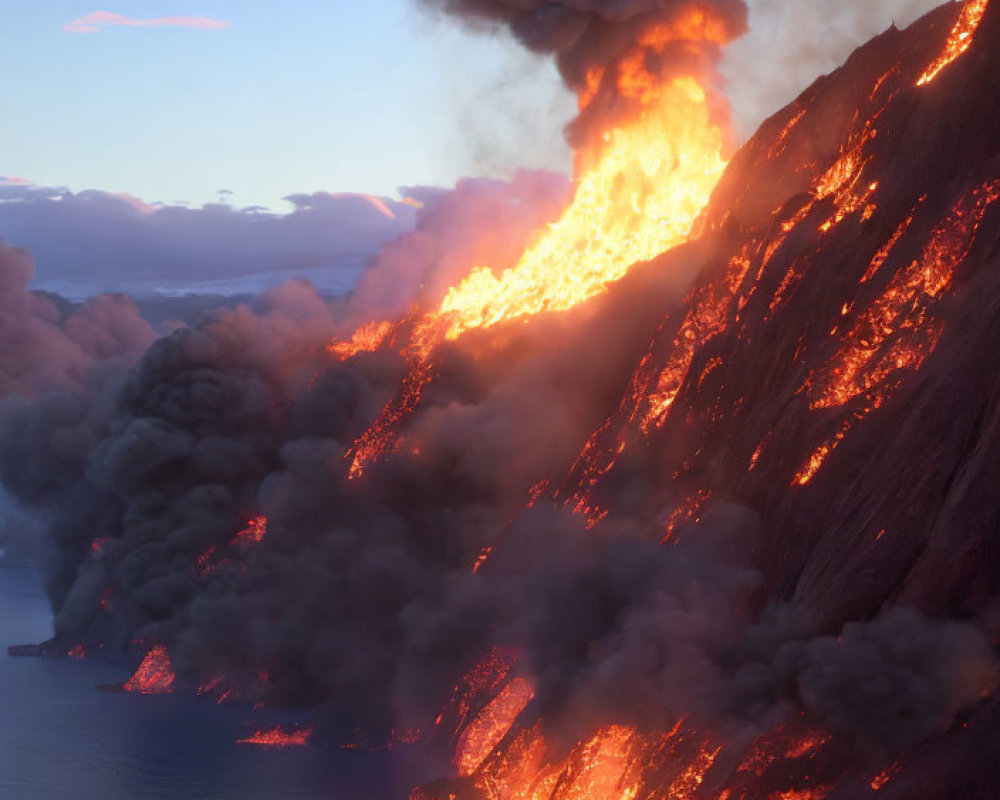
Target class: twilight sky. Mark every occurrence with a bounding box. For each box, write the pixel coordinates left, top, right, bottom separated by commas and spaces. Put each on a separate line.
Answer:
1, 1, 943, 212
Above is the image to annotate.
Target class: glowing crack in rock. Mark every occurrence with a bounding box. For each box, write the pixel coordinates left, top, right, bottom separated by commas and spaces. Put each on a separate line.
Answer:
917, 0, 991, 86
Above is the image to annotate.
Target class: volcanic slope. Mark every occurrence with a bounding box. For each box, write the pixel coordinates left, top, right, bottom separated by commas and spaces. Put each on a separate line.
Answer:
9, 2, 1000, 799
561, 0, 1000, 625
422, 2, 1000, 797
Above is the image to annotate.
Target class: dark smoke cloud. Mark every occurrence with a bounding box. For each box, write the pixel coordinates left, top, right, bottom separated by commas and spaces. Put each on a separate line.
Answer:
419, 0, 748, 75
797, 608, 998, 753
3, 206, 990, 760
419, 0, 748, 146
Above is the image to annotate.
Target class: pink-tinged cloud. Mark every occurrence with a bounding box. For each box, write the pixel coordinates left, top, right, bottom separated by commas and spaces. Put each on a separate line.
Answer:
63, 10, 232, 34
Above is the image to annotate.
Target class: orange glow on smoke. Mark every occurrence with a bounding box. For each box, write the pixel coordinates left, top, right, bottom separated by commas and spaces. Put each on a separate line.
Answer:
916, 0, 990, 86
455, 677, 535, 776
345, 11, 734, 478
237, 726, 312, 747
123, 644, 175, 694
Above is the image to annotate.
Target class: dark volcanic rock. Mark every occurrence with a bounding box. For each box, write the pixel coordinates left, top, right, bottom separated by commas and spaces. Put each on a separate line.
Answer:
572, 0, 1000, 628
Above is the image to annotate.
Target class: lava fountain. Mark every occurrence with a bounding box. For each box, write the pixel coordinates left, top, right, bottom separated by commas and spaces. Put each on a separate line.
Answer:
346, 5, 738, 477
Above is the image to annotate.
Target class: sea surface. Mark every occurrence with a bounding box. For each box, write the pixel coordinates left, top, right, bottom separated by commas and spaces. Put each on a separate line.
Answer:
0, 567, 414, 800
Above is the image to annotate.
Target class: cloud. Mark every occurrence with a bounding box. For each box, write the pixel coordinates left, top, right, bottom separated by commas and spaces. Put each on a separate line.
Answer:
0, 181, 418, 300
63, 10, 232, 35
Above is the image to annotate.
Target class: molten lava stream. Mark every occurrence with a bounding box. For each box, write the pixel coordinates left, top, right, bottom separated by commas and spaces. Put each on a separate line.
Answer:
916, 0, 991, 86
123, 644, 175, 694
345, 67, 729, 478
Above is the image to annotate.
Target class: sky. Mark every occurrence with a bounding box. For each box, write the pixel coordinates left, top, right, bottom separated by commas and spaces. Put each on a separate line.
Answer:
0, 1, 573, 210
0, 1, 945, 212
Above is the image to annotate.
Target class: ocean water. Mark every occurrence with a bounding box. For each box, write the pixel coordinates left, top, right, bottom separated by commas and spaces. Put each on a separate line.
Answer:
0, 567, 414, 800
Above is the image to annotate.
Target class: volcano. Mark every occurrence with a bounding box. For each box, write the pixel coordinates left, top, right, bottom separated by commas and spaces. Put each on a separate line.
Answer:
7, 1, 1000, 799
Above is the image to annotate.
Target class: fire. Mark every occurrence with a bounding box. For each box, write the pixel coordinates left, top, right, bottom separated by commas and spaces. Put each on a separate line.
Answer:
327, 320, 394, 360
644, 250, 752, 430
793, 422, 851, 487
916, 0, 990, 86
426, 76, 726, 344
664, 489, 711, 541
237, 725, 312, 747
343, 9, 735, 479
457, 719, 725, 800
454, 677, 534, 776
123, 644, 175, 694
438, 648, 516, 739
870, 763, 900, 790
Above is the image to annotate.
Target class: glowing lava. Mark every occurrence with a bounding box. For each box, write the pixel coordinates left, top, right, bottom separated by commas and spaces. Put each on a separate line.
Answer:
454, 677, 535, 777
794, 178, 1000, 484
327, 320, 394, 361
233, 514, 268, 547
123, 644, 175, 694
237, 726, 312, 747
917, 0, 990, 86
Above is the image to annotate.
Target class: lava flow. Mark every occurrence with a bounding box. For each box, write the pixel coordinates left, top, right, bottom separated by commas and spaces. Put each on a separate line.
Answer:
13, 2, 1000, 800
123, 645, 175, 694
237, 726, 312, 748
344, 7, 733, 478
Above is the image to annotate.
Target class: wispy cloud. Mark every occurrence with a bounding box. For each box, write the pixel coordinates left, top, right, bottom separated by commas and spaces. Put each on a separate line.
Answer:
63, 10, 232, 34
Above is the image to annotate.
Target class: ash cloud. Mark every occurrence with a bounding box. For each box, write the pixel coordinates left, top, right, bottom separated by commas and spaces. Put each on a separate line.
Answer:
418, 0, 749, 146
418, 0, 749, 78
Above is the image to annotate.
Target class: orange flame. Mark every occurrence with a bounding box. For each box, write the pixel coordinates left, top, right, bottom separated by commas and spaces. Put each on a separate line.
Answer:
424, 77, 727, 344
916, 0, 990, 86
327, 320, 394, 360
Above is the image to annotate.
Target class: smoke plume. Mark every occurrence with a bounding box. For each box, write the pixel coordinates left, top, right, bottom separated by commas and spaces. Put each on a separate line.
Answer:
418, 0, 749, 146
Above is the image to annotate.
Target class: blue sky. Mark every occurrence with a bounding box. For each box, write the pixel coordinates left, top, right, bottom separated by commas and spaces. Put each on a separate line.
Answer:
0, 1, 574, 209
0, 1, 941, 212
